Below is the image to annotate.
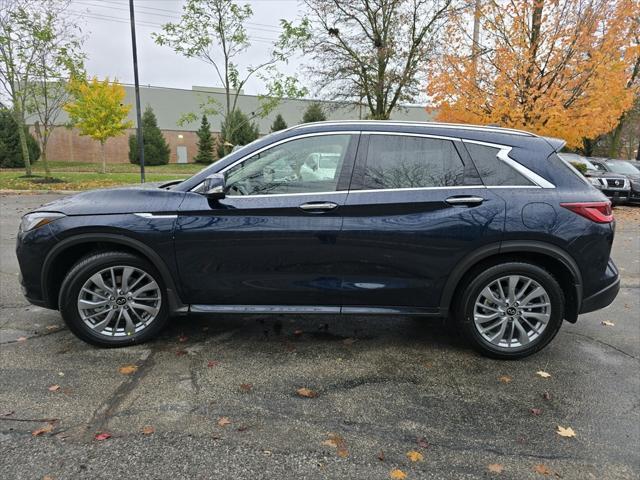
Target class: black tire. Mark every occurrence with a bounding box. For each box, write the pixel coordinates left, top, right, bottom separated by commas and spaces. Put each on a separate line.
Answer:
454, 262, 565, 359
58, 251, 170, 347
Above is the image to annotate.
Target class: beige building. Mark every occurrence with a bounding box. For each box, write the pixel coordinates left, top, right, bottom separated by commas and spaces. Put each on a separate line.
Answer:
31, 85, 434, 164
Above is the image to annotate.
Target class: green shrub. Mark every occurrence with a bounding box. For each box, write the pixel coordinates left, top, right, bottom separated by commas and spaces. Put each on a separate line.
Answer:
270, 113, 288, 132
217, 109, 259, 158
302, 103, 327, 123
0, 109, 40, 168
129, 106, 170, 166
570, 161, 588, 175
194, 115, 215, 164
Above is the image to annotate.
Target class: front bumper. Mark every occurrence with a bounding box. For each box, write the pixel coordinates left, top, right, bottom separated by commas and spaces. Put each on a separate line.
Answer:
601, 189, 630, 203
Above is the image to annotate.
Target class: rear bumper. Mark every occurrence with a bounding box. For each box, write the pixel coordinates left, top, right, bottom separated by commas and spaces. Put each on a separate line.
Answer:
579, 270, 620, 314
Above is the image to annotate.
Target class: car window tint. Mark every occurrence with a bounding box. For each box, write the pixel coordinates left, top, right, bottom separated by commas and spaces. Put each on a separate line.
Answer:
465, 143, 534, 186
361, 135, 466, 189
224, 135, 351, 195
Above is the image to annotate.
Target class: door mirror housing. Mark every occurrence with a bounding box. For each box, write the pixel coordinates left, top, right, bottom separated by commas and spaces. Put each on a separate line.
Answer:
202, 173, 226, 199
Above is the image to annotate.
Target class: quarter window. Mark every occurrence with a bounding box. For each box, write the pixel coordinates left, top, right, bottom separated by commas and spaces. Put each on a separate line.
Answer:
464, 143, 534, 186
224, 134, 352, 195
360, 135, 467, 189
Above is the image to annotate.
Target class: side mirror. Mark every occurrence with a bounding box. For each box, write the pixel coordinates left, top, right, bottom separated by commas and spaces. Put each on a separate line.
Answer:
202, 173, 226, 200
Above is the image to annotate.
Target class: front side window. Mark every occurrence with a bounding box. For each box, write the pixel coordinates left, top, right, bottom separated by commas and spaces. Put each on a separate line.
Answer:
360, 135, 467, 189
465, 143, 534, 186
224, 134, 352, 196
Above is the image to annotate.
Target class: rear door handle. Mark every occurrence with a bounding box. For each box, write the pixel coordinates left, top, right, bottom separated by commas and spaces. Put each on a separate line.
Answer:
299, 202, 339, 211
445, 196, 485, 206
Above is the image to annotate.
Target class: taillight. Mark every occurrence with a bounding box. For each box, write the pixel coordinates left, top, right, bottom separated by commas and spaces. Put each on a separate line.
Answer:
560, 201, 613, 223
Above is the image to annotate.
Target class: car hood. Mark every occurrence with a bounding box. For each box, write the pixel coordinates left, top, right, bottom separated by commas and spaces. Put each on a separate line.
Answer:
35, 185, 186, 216
586, 171, 627, 179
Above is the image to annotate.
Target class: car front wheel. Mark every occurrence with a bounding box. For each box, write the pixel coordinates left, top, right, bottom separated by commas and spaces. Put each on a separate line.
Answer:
58, 251, 169, 347
455, 262, 565, 359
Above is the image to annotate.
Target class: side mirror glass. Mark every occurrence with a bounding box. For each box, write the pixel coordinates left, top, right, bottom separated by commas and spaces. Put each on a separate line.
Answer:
202, 173, 226, 199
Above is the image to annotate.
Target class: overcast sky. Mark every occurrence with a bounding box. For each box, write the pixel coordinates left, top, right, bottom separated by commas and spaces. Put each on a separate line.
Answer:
69, 0, 306, 95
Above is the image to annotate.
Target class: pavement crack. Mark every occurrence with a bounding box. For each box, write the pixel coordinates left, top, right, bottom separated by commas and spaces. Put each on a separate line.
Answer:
78, 347, 156, 441
567, 331, 639, 361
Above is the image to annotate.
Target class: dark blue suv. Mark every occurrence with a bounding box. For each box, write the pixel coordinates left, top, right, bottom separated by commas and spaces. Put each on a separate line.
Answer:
16, 121, 620, 358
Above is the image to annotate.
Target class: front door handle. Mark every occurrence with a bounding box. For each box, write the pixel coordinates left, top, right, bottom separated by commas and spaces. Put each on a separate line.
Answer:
445, 196, 485, 206
299, 202, 339, 211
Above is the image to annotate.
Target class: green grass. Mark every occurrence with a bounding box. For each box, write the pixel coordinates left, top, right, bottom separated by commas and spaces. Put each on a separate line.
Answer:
0, 161, 206, 191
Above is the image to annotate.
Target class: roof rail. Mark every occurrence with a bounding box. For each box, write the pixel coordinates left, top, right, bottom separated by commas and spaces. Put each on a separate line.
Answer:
289, 120, 536, 137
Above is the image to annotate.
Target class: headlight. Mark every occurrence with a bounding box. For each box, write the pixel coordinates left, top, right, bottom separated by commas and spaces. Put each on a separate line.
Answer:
588, 177, 603, 188
20, 212, 65, 232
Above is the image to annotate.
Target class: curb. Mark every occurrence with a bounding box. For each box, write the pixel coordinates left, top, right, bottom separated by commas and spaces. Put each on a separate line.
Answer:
0, 189, 81, 195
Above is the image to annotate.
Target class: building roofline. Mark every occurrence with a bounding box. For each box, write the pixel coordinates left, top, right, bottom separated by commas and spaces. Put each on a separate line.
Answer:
289, 120, 536, 137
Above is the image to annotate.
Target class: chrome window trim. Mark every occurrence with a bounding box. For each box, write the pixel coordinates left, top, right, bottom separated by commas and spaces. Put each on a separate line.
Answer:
462, 139, 556, 189
224, 190, 348, 199
348, 185, 485, 194
191, 131, 360, 194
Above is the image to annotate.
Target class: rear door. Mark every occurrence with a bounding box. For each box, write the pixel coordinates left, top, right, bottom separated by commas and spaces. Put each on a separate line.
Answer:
174, 132, 359, 308
339, 132, 505, 312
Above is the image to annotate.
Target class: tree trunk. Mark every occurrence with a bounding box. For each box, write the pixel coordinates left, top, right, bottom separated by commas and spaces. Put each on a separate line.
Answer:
608, 120, 624, 159
100, 141, 106, 174
41, 146, 51, 179
15, 110, 33, 176
471, 0, 481, 81
636, 139, 640, 161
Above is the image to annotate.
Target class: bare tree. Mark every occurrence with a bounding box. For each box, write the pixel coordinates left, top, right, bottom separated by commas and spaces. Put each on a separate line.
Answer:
0, 0, 57, 175
287, 0, 453, 119
27, 1, 84, 179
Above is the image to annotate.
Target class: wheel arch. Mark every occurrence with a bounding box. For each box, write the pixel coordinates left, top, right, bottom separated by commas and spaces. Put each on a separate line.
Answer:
42, 233, 186, 313
440, 241, 583, 323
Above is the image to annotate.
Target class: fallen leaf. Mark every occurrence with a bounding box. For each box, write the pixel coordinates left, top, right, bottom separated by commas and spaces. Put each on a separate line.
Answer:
1, 411, 14, 417
601, 320, 615, 327
46, 325, 59, 331
237, 425, 249, 432
118, 364, 138, 375
32, 423, 54, 436
417, 436, 430, 449
536, 371, 551, 378
406, 450, 423, 462
542, 391, 552, 401
48, 384, 61, 392
377, 450, 385, 461
498, 375, 513, 384
17, 336, 27, 342
337, 447, 349, 458
217, 417, 231, 427
207, 360, 219, 368
488, 463, 504, 474
178, 334, 188, 342
43, 476, 54, 480
390, 469, 407, 479
533, 464, 552, 475
322, 433, 348, 457
296, 387, 318, 398
175, 349, 187, 356
556, 425, 576, 438
530, 408, 542, 416
239, 383, 253, 393
94, 432, 111, 441
141, 425, 155, 435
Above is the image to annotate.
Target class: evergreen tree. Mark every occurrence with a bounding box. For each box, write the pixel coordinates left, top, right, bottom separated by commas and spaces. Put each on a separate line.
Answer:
129, 106, 170, 166
302, 103, 327, 123
194, 115, 215, 164
0, 109, 40, 168
217, 109, 259, 158
270, 113, 288, 132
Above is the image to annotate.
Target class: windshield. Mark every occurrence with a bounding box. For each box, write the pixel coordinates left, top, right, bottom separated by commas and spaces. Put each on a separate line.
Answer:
606, 161, 640, 175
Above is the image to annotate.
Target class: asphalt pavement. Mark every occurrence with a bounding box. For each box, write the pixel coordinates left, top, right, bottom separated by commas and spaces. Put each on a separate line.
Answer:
1, 194, 638, 480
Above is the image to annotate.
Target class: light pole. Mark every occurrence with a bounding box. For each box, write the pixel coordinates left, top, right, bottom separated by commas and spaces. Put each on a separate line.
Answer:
129, 0, 145, 183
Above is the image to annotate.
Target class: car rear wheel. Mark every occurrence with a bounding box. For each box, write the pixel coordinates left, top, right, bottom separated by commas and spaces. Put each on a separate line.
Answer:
455, 262, 565, 359
58, 251, 169, 347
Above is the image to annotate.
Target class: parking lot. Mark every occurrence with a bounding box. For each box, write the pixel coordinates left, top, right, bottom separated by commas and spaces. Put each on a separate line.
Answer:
1, 194, 638, 479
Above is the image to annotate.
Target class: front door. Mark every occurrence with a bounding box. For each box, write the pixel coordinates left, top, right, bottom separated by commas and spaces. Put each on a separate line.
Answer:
176, 146, 188, 164
174, 132, 359, 308
339, 133, 505, 311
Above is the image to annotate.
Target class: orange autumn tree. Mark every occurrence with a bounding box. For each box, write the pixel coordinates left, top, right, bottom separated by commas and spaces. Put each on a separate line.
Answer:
427, 0, 639, 148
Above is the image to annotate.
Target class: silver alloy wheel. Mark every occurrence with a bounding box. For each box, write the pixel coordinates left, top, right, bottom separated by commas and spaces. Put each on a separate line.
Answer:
473, 275, 551, 348
77, 265, 161, 337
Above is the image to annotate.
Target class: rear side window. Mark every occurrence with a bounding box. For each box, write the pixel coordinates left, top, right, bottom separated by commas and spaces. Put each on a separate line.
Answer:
360, 135, 467, 189
465, 143, 533, 186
